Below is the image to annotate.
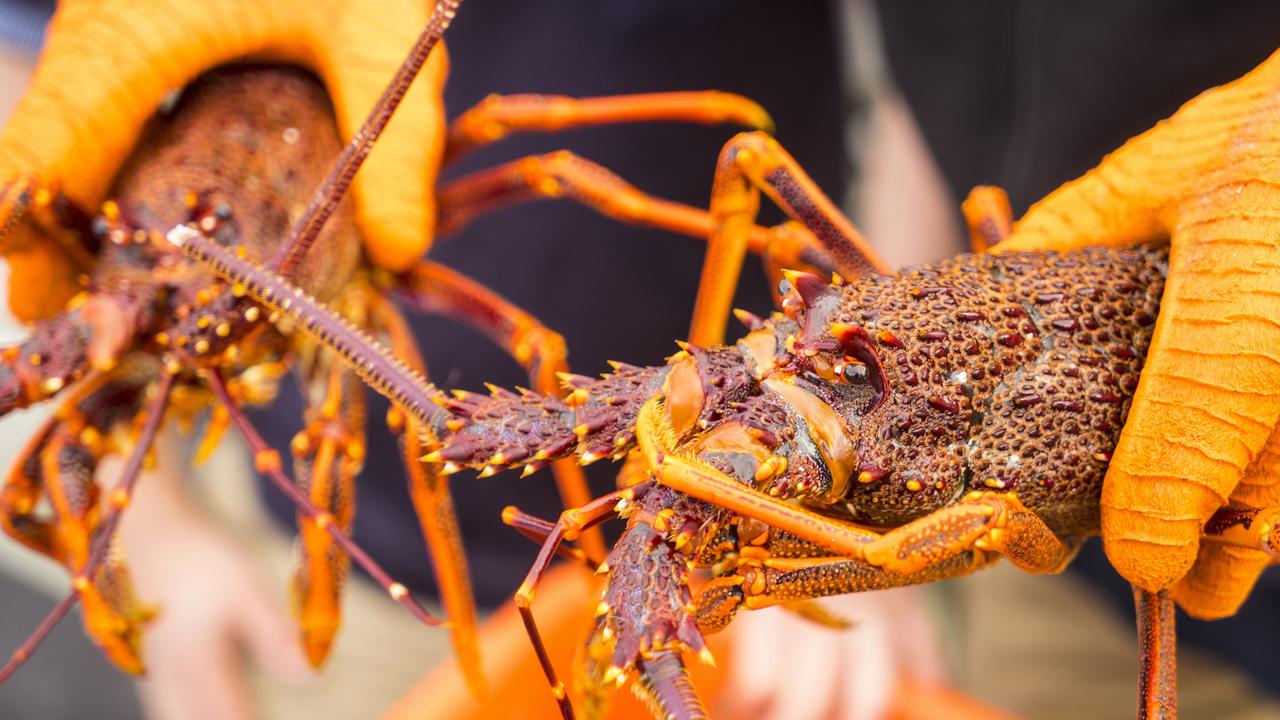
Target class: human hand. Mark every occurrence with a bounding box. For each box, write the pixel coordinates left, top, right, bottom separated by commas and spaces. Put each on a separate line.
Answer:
111, 458, 312, 720
995, 50, 1280, 616
716, 587, 946, 720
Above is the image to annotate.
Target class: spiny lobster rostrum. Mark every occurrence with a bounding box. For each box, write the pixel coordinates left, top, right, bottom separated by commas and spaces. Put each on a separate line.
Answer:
0, 0, 823, 697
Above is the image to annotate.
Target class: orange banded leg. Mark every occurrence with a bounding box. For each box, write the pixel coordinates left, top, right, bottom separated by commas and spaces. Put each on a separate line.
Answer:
369, 293, 485, 697
500, 505, 596, 569
694, 549, 984, 636
691, 132, 893, 346
435, 151, 825, 263
961, 185, 1013, 253
436, 151, 835, 315
6, 419, 151, 674
207, 368, 445, 634
444, 92, 774, 165
637, 398, 1077, 572
394, 260, 605, 562
288, 355, 366, 668
511, 484, 650, 720
0, 368, 174, 682
0, 364, 160, 674
1135, 588, 1178, 720
0, 178, 97, 320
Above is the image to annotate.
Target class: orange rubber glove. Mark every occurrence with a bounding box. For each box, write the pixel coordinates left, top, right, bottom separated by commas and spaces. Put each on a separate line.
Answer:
996, 50, 1280, 618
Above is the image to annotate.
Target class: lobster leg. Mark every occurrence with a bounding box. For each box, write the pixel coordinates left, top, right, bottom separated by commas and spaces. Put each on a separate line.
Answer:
691, 131, 894, 346
0, 267, 157, 419
637, 398, 1079, 571
961, 185, 1013, 253
0, 367, 174, 681
205, 368, 444, 629
1134, 588, 1178, 720
500, 505, 597, 568
0, 179, 97, 320
368, 292, 485, 697
444, 92, 773, 165
692, 547, 985, 635
393, 260, 605, 562
434, 152, 833, 278
288, 350, 366, 668
510, 484, 651, 720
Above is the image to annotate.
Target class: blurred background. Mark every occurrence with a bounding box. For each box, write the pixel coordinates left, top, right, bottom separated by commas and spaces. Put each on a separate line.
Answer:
0, 1, 1278, 718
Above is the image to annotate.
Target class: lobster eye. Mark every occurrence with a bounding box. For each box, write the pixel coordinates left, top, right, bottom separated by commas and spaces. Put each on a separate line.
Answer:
824, 357, 869, 385
841, 362, 868, 383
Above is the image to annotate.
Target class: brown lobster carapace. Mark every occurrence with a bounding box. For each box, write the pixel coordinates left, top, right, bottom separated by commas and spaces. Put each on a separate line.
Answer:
0, 0, 846, 698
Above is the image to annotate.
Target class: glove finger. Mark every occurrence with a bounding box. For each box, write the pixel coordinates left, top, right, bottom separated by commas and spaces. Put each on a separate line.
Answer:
318, 0, 449, 270
1103, 213, 1280, 591
1172, 425, 1280, 617
1170, 542, 1270, 619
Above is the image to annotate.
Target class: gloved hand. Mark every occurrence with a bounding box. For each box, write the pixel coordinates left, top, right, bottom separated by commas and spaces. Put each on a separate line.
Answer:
996, 50, 1280, 617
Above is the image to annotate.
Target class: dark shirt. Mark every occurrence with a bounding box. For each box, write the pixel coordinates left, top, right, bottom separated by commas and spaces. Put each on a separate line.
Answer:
878, 0, 1280, 697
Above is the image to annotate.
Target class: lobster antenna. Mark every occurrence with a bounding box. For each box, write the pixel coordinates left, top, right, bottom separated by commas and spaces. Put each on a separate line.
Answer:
272, 0, 463, 278
204, 369, 445, 628
0, 370, 176, 683
172, 224, 448, 431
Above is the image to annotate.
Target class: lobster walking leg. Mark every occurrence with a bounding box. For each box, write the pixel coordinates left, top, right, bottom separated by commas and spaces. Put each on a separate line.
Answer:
501, 505, 597, 568
638, 397, 1078, 571
0, 367, 174, 681
691, 131, 894, 345
394, 260, 604, 561
693, 545, 985, 634
512, 484, 651, 720
444, 92, 773, 164
961, 185, 1013, 253
436, 152, 835, 281
0, 287, 155, 418
205, 369, 444, 627
289, 352, 366, 668
369, 292, 485, 697
1135, 588, 1178, 720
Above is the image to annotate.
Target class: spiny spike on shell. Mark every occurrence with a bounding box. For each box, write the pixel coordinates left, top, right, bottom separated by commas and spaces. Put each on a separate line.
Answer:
781, 269, 835, 310
732, 307, 766, 331
601, 665, 625, 688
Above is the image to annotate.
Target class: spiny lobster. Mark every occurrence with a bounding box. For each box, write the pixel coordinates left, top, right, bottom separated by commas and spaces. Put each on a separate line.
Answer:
0, 0, 836, 697
174, 116, 1280, 719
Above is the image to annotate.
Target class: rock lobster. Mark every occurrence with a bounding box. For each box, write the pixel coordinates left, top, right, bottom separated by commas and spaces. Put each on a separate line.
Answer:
172, 91, 1280, 718
0, 0, 827, 697
173, 110, 1280, 718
